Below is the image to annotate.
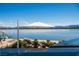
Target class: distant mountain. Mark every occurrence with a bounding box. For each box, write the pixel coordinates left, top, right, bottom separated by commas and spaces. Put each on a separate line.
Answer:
53, 25, 79, 29
27, 22, 52, 27
18, 22, 52, 29
0, 26, 15, 29
0, 23, 79, 29
19, 22, 79, 29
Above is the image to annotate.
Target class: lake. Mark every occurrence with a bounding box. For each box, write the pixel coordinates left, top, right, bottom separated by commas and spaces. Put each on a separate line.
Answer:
0, 29, 79, 55
0, 29, 79, 41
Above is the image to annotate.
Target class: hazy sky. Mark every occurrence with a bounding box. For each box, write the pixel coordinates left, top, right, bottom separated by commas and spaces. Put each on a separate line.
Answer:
0, 3, 79, 26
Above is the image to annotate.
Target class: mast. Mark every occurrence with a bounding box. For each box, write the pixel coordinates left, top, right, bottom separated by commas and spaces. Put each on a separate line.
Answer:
17, 19, 19, 48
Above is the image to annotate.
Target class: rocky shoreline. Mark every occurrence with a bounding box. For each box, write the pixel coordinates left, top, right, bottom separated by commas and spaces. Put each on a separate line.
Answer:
19, 38, 64, 48
0, 38, 64, 48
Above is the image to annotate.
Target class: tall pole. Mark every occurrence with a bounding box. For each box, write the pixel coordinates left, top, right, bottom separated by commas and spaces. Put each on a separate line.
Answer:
17, 19, 19, 48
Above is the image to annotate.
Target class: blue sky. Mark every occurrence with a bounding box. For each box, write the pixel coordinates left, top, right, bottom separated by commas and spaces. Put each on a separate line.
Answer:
0, 3, 79, 26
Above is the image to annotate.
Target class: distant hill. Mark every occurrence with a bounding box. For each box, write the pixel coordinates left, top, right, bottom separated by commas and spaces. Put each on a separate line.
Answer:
18, 25, 79, 29
53, 25, 79, 29
0, 24, 79, 29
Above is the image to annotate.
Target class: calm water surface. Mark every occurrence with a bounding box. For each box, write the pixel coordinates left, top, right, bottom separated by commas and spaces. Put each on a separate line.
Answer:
0, 29, 79, 41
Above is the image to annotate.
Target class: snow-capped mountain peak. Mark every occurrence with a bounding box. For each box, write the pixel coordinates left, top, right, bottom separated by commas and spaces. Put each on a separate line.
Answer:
27, 22, 51, 27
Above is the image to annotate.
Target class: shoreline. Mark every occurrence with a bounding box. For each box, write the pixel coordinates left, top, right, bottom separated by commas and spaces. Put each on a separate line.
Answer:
0, 38, 64, 48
